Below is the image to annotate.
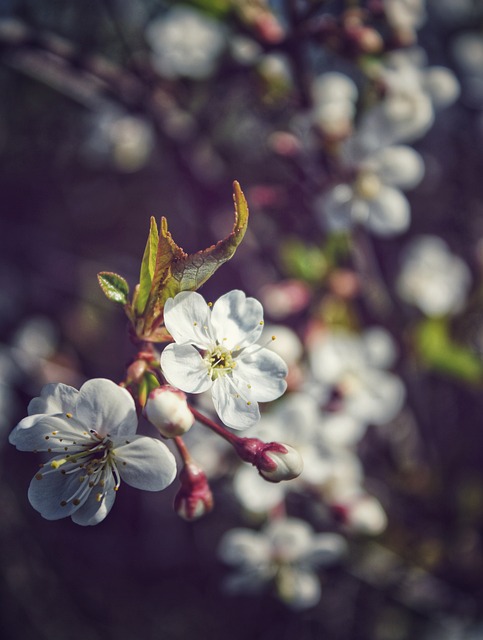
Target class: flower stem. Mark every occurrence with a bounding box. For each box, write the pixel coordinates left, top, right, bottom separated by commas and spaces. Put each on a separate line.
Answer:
189, 406, 239, 445
173, 436, 193, 465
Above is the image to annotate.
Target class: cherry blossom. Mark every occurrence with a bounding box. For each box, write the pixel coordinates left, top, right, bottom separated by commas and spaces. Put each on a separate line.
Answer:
219, 518, 346, 609
145, 5, 225, 80
396, 235, 472, 316
317, 142, 424, 237
9, 379, 177, 525
160, 290, 288, 429
308, 327, 405, 427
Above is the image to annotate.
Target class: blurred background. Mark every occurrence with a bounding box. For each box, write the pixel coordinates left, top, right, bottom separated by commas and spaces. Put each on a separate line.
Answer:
1, 1, 483, 639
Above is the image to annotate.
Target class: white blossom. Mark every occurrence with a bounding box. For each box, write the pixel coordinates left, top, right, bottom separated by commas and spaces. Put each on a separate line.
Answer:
145, 6, 225, 80
219, 518, 346, 609
160, 290, 288, 430
397, 235, 472, 316
309, 328, 405, 427
310, 72, 358, 138
354, 50, 459, 150
383, 0, 427, 34
83, 108, 154, 172
9, 379, 177, 525
317, 141, 424, 237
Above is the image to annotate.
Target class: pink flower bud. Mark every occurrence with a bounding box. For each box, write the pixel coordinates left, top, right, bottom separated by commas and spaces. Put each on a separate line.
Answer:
174, 462, 214, 521
234, 437, 303, 483
144, 385, 194, 438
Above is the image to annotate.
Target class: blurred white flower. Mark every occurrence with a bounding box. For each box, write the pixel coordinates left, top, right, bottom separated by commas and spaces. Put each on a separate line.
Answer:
146, 6, 225, 79
229, 35, 263, 65
383, 0, 427, 34
396, 235, 472, 316
317, 142, 424, 236
218, 518, 346, 609
309, 328, 405, 427
161, 290, 288, 429
84, 108, 154, 172
310, 72, 358, 138
355, 50, 459, 149
259, 324, 303, 367
333, 493, 388, 535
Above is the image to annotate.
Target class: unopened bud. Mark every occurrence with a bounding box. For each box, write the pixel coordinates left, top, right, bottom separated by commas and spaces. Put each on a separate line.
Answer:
332, 494, 387, 535
234, 437, 303, 483
259, 443, 304, 482
144, 385, 194, 438
174, 462, 214, 521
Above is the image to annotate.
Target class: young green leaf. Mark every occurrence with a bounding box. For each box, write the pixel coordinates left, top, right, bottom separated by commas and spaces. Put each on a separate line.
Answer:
135, 216, 159, 315
169, 180, 249, 293
97, 272, 130, 305
141, 181, 249, 337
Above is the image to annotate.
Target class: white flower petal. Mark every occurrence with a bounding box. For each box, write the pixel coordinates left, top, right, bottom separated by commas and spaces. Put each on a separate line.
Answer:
218, 528, 271, 568
366, 186, 410, 236
310, 333, 364, 385
75, 379, 138, 437
312, 72, 358, 105
369, 145, 425, 189
236, 345, 288, 402
279, 568, 321, 610
28, 467, 89, 520
265, 518, 313, 561
27, 383, 78, 416
113, 435, 177, 491
9, 414, 88, 451
211, 376, 260, 429
233, 465, 286, 513
362, 327, 398, 369
317, 185, 355, 232
210, 290, 264, 350
423, 66, 460, 109
163, 291, 214, 348
320, 413, 366, 448
161, 343, 212, 393
222, 569, 270, 595
304, 533, 347, 566
345, 370, 405, 425
71, 474, 117, 526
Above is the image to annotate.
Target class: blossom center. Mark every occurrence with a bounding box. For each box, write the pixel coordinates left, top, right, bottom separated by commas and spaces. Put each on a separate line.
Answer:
35, 424, 124, 509
354, 171, 381, 200
204, 344, 236, 380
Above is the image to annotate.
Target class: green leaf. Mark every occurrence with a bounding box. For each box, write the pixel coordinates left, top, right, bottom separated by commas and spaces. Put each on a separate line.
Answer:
97, 272, 130, 305
135, 216, 159, 316
170, 180, 249, 291
414, 317, 483, 384
142, 181, 249, 337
